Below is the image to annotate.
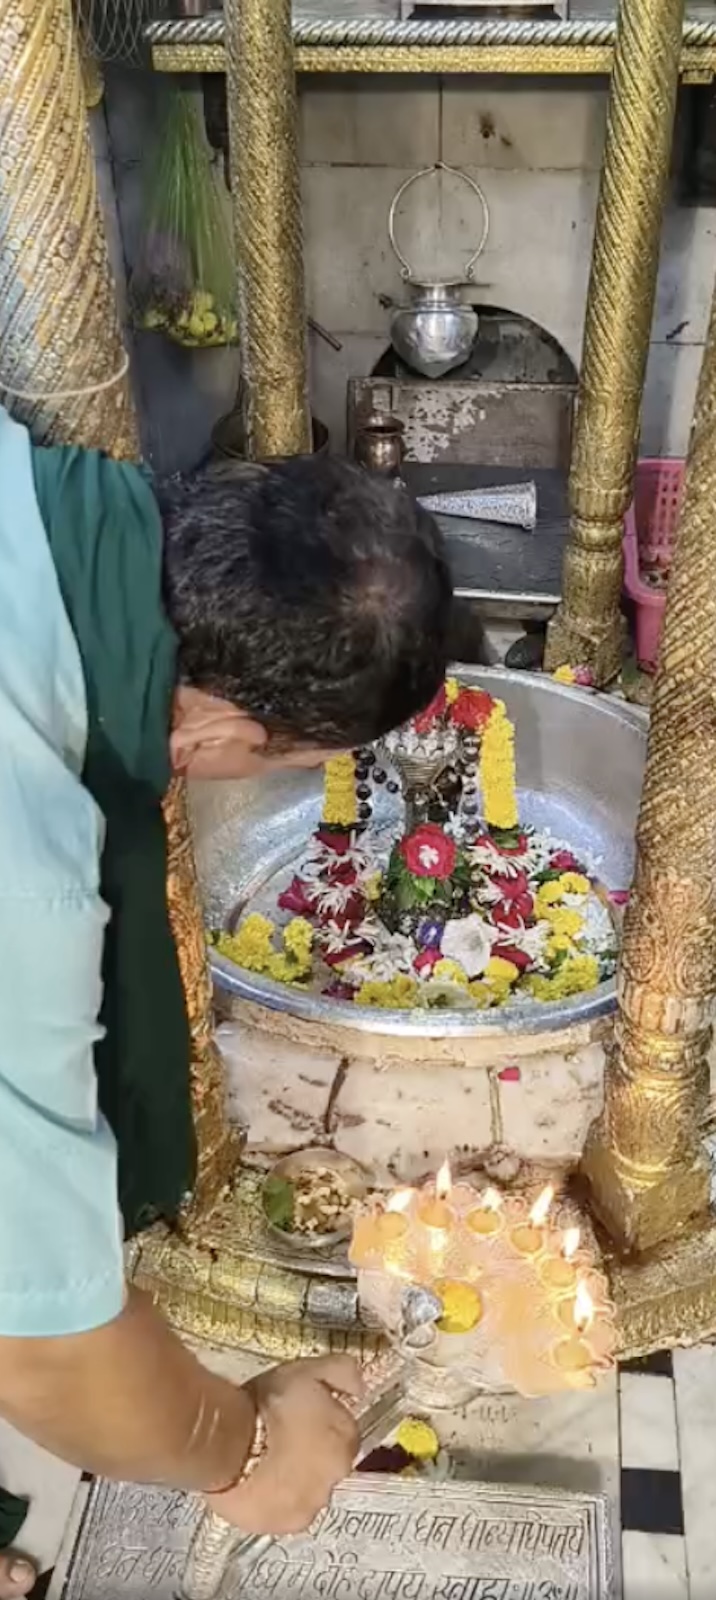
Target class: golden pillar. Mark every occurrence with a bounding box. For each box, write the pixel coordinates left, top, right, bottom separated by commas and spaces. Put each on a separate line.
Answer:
0, 0, 235, 1220
545, 0, 685, 683
582, 286, 716, 1252
224, 0, 312, 458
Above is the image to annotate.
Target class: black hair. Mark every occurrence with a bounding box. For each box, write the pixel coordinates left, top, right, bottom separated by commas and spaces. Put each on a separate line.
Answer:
159, 454, 452, 749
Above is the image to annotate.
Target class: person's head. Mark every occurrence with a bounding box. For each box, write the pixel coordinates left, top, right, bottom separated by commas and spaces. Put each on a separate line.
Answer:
160, 455, 452, 780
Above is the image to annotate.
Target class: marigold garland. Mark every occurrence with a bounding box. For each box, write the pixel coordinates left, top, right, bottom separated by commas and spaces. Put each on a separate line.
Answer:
479, 699, 518, 832
322, 754, 358, 828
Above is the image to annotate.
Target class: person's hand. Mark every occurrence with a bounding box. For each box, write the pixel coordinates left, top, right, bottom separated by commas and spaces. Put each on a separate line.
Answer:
204, 1355, 362, 1535
0, 1553, 36, 1598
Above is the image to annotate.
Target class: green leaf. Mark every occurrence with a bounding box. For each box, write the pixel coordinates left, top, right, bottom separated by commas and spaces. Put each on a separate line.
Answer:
263, 1176, 295, 1231
535, 868, 564, 886
489, 825, 523, 851
411, 876, 437, 904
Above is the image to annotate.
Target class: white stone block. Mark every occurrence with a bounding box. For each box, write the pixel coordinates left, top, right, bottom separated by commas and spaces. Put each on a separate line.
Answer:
497, 1042, 606, 1162
217, 1020, 339, 1153
441, 77, 608, 172
328, 1055, 495, 1184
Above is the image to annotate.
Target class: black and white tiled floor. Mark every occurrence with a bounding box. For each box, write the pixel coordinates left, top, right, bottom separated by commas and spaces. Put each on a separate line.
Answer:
1, 1344, 713, 1599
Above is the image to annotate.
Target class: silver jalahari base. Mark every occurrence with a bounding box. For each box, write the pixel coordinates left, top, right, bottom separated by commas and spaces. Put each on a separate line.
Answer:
52, 1475, 614, 1600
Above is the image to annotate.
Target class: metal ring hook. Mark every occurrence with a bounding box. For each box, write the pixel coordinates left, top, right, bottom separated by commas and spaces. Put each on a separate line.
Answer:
388, 162, 490, 285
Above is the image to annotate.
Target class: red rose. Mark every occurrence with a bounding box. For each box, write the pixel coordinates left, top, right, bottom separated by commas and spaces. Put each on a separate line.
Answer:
330, 893, 366, 930
413, 947, 442, 974
493, 943, 532, 972
400, 824, 457, 879
278, 876, 316, 916
450, 688, 494, 732
413, 685, 447, 734
490, 870, 529, 903
327, 860, 358, 887
550, 850, 580, 873
316, 827, 352, 855
492, 891, 533, 928
323, 939, 371, 968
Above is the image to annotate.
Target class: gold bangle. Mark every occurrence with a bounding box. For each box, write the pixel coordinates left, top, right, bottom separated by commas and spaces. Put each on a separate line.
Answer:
210, 1410, 267, 1497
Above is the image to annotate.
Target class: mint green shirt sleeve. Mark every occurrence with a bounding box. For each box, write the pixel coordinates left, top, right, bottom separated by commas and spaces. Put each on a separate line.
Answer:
0, 406, 125, 1336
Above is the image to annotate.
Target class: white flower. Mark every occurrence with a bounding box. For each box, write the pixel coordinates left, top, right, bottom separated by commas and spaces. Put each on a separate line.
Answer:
312, 882, 360, 916
420, 978, 476, 1010
505, 920, 550, 963
320, 920, 363, 956
441, 914, 492, 978
347, 924, 416, 982
419, 845, 441, 871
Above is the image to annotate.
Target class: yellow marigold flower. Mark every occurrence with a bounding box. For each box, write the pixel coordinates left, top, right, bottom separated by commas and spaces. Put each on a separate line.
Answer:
562, 953, 600, 993
525, 973, 558, 1001
558, 871, 590, 897
479, 700, 518, 832
527, 952, 600, 1002
322, 754, 358, 828
283, 917, 313, 963
355, 976, 418, 1009
435, 1281, 483, 1334
552, 664, 576, 685
536, 880, 564, 908
468, 980, 496, 1008
433, 958, 469, 986
267, 952, 303, 984
364, 871, 382, 902
396, 1418, 440, 1461
217, 914, 276, 973
546, 933, 575, 960
545, 906, 583, 939
445, 677, 460, 705
485, 956, 520, 987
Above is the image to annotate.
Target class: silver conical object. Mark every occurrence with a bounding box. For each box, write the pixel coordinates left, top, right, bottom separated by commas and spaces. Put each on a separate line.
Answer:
418, 481, 537, 532
401, 1284, 443, 1335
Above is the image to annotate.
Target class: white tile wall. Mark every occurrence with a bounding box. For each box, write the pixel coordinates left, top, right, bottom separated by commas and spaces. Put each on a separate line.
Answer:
102, 69, 715, 467
440, 76, 609, 172
295, 75, 713, 460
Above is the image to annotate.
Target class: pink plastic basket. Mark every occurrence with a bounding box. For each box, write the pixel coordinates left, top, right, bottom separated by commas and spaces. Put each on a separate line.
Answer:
623, 457, 685, 673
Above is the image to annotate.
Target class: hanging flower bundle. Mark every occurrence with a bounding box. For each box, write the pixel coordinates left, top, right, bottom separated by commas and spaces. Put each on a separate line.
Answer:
216, 678, 618, 1012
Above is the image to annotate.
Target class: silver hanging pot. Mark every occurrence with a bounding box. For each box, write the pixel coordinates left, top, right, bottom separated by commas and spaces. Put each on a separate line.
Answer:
388, 163, 490, 380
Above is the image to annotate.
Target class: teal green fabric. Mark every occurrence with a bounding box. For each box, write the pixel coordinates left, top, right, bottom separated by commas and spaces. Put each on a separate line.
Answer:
0, 1489, 29, 1552
32, 442, 196, 1236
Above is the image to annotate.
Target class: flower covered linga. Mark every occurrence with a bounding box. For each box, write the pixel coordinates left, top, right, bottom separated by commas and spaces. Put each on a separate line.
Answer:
222, 676, 619, 1014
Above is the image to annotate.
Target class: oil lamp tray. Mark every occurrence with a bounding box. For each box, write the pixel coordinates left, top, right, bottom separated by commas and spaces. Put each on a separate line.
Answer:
53, 1475, 615, 1600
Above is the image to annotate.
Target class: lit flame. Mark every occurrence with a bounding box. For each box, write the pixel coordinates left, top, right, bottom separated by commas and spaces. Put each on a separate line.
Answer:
387, 1188, 414, 1214
482, 1188, 502, 1212
574, 1280, 594, 1334
436, 1159, 452, 1201
562, 1227, 581, 1262
529, 1185, 555, 1228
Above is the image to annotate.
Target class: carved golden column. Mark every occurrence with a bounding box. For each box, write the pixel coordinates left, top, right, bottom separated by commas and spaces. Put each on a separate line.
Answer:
544, 0, 685, 683
0, 0, 236, 1220
582, 287, 716, 1252
224, 0, 312, 458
